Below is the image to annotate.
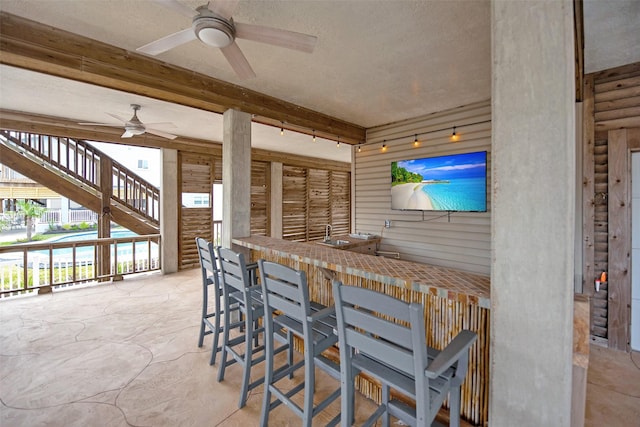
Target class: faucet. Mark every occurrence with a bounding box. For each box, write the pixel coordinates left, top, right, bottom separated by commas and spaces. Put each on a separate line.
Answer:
324, 224, 332, 242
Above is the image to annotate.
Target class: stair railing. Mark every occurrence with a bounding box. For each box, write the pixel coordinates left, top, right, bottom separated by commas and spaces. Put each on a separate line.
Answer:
0, 130, 159, 226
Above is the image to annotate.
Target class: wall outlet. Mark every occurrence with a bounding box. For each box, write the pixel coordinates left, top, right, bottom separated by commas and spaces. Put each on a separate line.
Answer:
384, 219, 391, 228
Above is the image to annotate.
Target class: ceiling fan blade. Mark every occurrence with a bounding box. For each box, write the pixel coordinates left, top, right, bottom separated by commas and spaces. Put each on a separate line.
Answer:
209, 0, 240, 20
235, 22, 317, 53
221, 41, 256, 79
142, 122, 177, 128
78, 122, 121, 127
145, 128, 178, 140
105, 113, 130, 123
121, 130, 135, 138
137, 28, 197, 56
151, 0, 198, 18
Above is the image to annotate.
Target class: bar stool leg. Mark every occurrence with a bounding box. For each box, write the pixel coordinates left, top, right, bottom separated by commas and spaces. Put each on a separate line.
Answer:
216, 305, 230, 382
238, 313, 255, 408
302, 360, 315, 427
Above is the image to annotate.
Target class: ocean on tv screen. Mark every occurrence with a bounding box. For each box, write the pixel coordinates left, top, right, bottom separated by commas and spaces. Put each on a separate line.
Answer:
391, 151, 487, 212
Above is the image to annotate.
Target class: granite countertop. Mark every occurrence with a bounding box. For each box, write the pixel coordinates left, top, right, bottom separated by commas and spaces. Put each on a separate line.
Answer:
233, 235, 490, 308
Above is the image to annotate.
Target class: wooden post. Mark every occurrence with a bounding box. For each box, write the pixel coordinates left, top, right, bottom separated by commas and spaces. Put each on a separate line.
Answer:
99, 156, 112, 281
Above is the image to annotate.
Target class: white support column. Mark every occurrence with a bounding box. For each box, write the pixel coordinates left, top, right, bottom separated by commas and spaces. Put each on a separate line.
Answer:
491, 1, 575, 425
222, 109, 251, 249
161, 148, 178, 273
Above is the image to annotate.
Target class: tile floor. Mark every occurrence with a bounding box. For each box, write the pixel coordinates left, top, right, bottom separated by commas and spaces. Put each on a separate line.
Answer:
0, 269, 638, 426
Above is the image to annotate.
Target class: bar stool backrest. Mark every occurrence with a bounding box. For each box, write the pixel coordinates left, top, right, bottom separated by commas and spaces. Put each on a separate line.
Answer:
332, 281, 479, 426
259, 260, 311, 327
333, 283, 428, 384
195, 237, 222, 365
217, 246, 252, 298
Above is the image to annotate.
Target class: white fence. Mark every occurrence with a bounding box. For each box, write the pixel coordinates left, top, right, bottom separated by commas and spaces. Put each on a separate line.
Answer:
0, 234, 161, 297
39, 209, 98, 225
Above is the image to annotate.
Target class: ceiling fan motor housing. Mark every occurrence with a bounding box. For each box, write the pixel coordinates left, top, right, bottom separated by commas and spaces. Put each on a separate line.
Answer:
193, 8, 235, 48
126, 104, 145, 135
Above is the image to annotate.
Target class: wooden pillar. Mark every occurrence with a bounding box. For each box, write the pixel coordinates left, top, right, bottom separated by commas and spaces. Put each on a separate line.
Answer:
222, 109, 251, 251
98, 156, 112, 281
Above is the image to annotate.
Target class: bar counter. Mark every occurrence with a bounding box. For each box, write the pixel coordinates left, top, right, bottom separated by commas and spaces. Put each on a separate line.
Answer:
233, 235, 490, 426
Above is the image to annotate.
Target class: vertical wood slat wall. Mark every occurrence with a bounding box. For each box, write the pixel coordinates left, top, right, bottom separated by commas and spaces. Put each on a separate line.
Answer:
583, 61, 640, 349
179, 152, 215, 269
177, 150, 351, 268
282, 165, 351, 242
357, 101, 492, 275
251, 161, 270, 237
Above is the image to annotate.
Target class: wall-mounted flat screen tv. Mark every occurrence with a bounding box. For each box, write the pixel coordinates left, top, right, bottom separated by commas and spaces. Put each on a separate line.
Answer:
391, 151, 487, 212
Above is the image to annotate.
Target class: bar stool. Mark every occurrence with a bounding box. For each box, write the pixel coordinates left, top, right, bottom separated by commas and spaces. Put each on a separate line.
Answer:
332, 280, 477, 427
215, 247, 290, 408
195, 237, 238, 366
258, 259, 341, 427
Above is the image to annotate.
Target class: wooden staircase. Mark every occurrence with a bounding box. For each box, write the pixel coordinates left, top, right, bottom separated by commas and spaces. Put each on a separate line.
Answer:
0, 130, 159, 235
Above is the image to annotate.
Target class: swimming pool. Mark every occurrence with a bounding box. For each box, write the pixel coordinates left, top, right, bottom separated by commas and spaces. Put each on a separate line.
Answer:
48, 229, 137, 242
34, 230, 157, 262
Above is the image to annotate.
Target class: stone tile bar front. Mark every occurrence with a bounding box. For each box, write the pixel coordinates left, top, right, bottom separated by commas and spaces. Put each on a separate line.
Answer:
233, 235, 490, 426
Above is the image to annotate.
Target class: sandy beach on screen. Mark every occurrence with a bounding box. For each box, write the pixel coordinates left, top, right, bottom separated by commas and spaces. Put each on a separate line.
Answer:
391, 183, 434, 210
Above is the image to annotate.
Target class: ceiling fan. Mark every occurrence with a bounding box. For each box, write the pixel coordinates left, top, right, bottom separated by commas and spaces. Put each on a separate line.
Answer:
137, 0, 318, 79
79, 104, 178, 140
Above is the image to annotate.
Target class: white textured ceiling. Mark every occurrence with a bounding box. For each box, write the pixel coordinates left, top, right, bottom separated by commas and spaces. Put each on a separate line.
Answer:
0, 0, 638, 162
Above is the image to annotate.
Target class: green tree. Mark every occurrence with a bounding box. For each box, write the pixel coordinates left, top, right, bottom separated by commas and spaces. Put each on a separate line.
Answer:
391, 162, 422, 185
16, 200, 46, 242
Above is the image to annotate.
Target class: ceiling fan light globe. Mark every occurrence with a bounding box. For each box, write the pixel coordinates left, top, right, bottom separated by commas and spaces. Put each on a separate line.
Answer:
198, 27, 232, 47
193, 16, 235, 48
125, 125, 145, 136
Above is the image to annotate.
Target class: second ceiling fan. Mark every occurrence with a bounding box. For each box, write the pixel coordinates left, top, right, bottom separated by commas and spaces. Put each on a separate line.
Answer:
137, 0, 318, 79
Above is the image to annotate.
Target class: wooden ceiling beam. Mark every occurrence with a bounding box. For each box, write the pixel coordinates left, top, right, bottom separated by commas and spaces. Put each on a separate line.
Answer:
0, 109, 351, 172
0, 12, 365, 145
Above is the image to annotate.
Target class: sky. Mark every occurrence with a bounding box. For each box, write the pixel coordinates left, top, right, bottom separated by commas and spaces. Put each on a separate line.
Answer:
396, 151, 486, 181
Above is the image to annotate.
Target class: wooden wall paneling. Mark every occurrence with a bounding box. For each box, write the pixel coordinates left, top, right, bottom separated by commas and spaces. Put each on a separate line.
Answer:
594, 63, 640, 131
282, 165, 308, 242
607, 129, 631, 350
588, 62, 640, 346
308, 168, 331, 241
582, 74, 595, 299
179, 152, 214, 269
573, 0, 584, 102
591, 134, 609, 340
251, 160, 269, 236
331, 170, 351, 237
280, 164, 350, 243
592, 62, 640, 84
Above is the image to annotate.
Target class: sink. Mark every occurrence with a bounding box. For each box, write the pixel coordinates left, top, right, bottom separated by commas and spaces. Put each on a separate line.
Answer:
319, 239, 350, 246
349, 232, 376, 240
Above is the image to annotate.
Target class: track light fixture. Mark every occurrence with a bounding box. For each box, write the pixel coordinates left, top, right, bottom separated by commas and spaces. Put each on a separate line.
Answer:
280, 121, 284, 136
312, 130, 316, 143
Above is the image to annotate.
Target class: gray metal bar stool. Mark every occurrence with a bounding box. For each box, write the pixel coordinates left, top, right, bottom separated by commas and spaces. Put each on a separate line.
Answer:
195, 237, 239, 366
332, 280, 477, 427
215, 247, 290, 408
258, 259, 341, 427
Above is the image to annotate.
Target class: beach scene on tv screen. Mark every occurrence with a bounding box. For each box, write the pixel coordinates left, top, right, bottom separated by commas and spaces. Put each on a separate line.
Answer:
391, 151, 487, 211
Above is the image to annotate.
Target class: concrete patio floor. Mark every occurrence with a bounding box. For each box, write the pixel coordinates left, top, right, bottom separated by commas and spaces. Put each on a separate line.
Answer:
1, 268, 638, 426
